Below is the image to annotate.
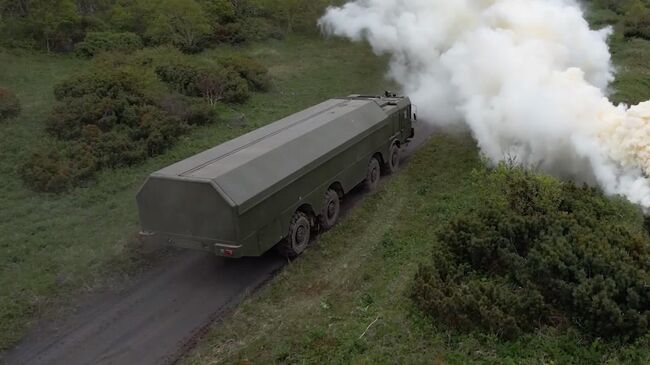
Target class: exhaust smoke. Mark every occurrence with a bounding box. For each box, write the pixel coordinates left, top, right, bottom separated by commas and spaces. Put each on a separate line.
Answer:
319, 0, 650, 209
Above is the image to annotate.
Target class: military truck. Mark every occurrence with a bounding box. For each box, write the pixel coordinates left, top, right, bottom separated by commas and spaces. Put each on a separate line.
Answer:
137, 94, 415, 258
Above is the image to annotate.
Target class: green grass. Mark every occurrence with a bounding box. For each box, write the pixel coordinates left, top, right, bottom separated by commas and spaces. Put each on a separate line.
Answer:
610, 36, 650, 104
185, 135, 650, 365
585, 3, 650, 105
0, 36, 392, 351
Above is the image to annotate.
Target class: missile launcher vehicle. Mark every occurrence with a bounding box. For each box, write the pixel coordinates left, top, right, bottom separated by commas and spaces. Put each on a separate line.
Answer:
137, 94, 415, 258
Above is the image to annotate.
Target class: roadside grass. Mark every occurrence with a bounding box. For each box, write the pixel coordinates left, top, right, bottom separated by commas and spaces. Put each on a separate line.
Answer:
186, 135, 650, 365
0, 36, 391, 351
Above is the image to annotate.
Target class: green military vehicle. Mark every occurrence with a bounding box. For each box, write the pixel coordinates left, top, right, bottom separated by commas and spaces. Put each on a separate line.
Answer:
137, 94, 415, 258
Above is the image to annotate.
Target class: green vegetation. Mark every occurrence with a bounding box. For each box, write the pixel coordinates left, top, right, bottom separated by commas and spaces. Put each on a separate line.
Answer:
0, 0, 335, 53
75, 32, 143, 58
0, 87, 21, 121
0, 36, 390, 351
585, 1, 650, 105
19, 47, 267, 193
587, 0, 650, 40
412, 165, 650, 342
186, 136, 650, 365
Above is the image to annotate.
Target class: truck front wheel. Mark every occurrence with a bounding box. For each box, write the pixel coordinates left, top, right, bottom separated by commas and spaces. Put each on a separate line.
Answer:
277, 211, 311, 258
364, 157, 381, 191
319, 189, 340, 230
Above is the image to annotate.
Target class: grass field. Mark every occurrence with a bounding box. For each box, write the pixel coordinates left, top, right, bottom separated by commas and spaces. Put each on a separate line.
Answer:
186, 135, 650, 365
0, 36, 392, 351
184, 8, 650, 365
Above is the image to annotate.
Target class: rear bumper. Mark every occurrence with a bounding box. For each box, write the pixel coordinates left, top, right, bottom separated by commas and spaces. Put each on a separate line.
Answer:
138, 231, 245, 258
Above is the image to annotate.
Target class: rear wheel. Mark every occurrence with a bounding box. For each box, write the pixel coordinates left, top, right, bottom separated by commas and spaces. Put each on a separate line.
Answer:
319, 189, 340, 230
364, 157, 381, 191
277, 211, 311, 258
386, 143, 400, 174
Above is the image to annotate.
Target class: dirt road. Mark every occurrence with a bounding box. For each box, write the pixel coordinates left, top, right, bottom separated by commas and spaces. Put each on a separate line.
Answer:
3, 123, 434, 365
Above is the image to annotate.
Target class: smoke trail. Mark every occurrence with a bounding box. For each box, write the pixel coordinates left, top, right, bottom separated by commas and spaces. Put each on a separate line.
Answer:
319, 0, 650, 209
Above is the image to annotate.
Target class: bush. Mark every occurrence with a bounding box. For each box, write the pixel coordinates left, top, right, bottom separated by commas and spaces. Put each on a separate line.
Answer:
196, 68, 250, 104
75, 32, 143, 58
157, 94, 220, 125
212, 22, 248, 45
53, 70, 145, 101
411, 165, 650, 341
186, 102, 220, 125
220, 55, 272, 92
23, 68, 189, 192
156, 62, 250, 103
0, 88, 21, 121
211, 18, 284, 45
145, 0, 211, 53
155, 63, 201, 96
20, 144, 98, 193
240, 17, 285, 42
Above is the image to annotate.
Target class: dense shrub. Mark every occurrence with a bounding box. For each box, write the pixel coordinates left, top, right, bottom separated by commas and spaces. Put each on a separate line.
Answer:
220, 55, 272, 92
212, 22, 248, 45
241, 17, 285, 41
20, 144, 98, 193
75, 32, 143, 58
211, 17, 283, 45
157, 94, 220, 125
145, 0, 211, 53
411, 165, 650, 341
196, 68, 250, 104
53, 70, 145, 101
155, 63, 201, 96
156, 62, 250, 103
22, 68, 188, 192
0, 88, 21, 121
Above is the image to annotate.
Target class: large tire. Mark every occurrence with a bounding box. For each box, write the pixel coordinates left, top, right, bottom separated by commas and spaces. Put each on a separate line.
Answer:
277, 211, 311, 258
319, 189, 340, 231
364, 157, 381, 192
386, 143, 400, 174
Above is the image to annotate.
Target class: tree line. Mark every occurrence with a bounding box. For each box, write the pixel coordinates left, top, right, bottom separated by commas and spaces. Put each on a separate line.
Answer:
0, 0, 340, 52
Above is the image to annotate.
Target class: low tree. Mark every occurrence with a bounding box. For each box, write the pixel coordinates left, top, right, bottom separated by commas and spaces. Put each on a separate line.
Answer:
0, 0, 81, 51
146, 0, 211, 52
109, 0, 158, 35
27, 0, 80, 52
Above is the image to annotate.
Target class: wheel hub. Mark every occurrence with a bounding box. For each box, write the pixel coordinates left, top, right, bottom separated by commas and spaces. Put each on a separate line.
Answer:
296, 226, 307, 244
327, 201, 336, 218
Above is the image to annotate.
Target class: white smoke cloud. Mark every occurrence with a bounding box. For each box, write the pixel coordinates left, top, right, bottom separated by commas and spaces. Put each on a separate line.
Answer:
319, 0, 650, 209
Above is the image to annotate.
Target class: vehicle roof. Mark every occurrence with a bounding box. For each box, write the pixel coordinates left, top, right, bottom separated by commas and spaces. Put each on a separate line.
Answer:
153, 95, 410, 213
